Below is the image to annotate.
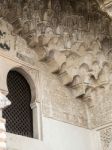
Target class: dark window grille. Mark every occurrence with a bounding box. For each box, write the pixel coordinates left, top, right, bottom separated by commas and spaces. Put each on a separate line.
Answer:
3, 70, 33, 138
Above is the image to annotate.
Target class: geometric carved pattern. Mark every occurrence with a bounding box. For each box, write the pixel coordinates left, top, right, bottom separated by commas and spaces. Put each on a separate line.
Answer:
3, 70, 33, 138
100, 126, 112, 150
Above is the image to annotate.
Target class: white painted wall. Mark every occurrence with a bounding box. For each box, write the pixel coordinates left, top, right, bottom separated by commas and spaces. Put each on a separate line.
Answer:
43, 117, 101, 150
6, 133, 51, 150
6, 117, 101, 150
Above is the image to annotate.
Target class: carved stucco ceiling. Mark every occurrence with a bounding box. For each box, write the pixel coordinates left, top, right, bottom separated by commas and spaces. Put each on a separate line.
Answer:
1, 0, 112, 99
97, 0, 112, 17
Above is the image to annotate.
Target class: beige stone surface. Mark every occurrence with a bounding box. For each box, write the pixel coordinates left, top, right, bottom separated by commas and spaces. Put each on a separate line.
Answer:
0, 1, 112, 149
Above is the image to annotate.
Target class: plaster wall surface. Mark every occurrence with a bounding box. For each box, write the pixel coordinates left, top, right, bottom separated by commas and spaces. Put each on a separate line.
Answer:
6, 133, 50, 150
42, 117, 101, 150
6, 117, 101, 150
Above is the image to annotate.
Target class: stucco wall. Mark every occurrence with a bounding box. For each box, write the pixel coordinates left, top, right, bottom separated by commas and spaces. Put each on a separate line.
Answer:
39, 71, 88, 128
6, 117, 101, 150
0, 8, 111, 150
42, 117, 101, 150
7, 133, 50, 150
0, 18, 88, 128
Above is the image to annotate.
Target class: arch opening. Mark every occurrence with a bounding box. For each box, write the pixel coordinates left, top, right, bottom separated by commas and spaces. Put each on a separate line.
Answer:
3, 70, 33, 138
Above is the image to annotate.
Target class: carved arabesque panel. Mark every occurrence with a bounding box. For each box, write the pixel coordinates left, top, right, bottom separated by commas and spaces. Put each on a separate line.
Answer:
100, 126, 112, 150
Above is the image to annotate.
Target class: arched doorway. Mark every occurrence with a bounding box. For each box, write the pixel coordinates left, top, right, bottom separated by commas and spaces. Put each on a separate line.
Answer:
3, 70, 33, 138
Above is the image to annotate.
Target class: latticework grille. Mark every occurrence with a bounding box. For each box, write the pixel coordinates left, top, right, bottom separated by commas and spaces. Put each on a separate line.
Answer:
3, 70, 33, 138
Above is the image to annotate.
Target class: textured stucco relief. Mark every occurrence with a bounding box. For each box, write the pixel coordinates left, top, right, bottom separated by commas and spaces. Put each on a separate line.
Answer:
0, 0, 112, 131
39, 71, 88, 127
0, 16, 88, 128
0, 19, 38, 66
97, 0, 112, 17
100, 126, 112, 150
84, 53, 112, 128
0, 0, 111, 68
